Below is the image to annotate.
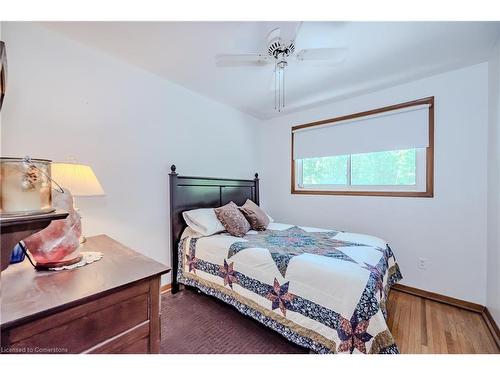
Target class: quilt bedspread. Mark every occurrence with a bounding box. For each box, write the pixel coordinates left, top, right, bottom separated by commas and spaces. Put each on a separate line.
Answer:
177, 222, 402, 354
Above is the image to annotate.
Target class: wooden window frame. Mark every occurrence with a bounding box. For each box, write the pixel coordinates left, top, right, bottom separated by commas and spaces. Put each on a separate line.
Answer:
291, 96, 434, 197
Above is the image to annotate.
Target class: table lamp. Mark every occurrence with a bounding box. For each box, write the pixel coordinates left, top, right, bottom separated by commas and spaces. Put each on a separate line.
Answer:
51, 162, 105, 243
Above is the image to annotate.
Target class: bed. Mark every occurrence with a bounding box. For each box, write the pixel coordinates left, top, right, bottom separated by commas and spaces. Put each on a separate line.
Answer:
169, 165, 403, 354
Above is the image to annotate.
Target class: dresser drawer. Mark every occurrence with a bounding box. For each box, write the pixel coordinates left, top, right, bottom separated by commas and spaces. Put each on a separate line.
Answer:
3, 281, 150, 353
86, 321, 150, 354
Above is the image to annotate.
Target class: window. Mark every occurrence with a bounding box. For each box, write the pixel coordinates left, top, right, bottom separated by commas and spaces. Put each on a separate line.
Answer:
291, 97, 434, 197
297, 148, 426, 191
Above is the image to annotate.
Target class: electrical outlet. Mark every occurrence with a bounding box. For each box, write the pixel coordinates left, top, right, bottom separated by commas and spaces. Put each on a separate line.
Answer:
417, 258, 428, 270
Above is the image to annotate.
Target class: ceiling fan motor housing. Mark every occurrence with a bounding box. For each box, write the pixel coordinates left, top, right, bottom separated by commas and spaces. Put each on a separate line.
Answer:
267, 38, 295, 60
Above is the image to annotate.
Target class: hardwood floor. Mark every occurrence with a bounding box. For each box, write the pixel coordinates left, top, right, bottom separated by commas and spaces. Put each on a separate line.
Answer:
387, 290, 499, 354
161, 286, 499, 354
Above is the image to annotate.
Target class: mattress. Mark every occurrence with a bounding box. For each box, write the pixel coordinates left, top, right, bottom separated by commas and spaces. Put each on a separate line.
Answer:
177, 222, 403, 354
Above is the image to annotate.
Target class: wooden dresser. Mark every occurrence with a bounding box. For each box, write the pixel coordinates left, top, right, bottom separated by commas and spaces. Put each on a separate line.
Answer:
0, 235, 170, 354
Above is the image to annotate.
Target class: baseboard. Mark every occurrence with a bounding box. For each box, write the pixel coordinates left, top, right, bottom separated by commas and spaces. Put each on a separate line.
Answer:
160, 283, 172, 294
392, 283, 484, 313
482, 307, 500, 350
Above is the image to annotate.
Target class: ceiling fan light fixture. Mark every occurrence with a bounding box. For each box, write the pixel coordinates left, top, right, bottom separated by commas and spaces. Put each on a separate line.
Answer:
277, 60, 287, 69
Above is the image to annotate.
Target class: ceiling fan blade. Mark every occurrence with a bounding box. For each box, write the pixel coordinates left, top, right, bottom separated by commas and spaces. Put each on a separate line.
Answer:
290, 22, 303, 43
296, 48, 348, 63
215, 53, 270, 67
266, 27, 281, 43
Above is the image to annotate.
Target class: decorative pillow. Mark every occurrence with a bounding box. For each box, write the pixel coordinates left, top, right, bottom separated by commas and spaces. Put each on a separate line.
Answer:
182, 208, 225, 236
214, 202, 251, 237
239, 199, 270, 231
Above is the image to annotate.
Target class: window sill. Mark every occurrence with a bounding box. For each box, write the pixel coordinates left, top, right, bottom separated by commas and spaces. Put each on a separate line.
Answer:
291, 188, 433, 197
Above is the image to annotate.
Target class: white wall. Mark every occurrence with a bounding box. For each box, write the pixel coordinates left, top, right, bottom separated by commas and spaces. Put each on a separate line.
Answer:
487, 42, 500, 324
257, 63, 489, 305
0, 23, 259, 282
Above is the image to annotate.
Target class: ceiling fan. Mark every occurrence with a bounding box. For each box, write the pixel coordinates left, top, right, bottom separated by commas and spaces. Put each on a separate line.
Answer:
216, 24, 347, 112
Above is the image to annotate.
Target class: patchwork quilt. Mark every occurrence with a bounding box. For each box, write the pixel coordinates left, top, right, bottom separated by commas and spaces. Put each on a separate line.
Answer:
177, 222, 403, 354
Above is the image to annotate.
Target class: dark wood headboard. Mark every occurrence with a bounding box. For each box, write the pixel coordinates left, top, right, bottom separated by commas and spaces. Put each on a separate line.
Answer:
169, 165, 259, 293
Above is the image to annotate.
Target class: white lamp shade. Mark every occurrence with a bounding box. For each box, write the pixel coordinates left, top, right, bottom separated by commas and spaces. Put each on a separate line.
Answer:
52, 163, 105, 197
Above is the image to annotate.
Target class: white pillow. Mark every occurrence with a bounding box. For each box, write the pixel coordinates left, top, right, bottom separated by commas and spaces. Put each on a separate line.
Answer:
267, 213, 274, 223
182, 208, 225, 236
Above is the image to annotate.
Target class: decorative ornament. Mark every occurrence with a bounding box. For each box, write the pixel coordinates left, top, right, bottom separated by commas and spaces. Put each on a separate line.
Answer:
22, 187, 83, 269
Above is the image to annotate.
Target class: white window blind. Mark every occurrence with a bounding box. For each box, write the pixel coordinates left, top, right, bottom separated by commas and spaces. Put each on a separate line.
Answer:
293, 104, 430, 160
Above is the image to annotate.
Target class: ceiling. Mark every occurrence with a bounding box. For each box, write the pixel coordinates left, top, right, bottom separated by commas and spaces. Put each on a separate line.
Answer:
42, 21, 500, 119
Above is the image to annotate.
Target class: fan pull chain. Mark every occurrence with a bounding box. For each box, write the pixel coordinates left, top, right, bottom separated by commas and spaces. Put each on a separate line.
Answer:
274, 62, 277, 110
274, 61, 286, 112
278, 68, 281, 112
283, 68, 285, 109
